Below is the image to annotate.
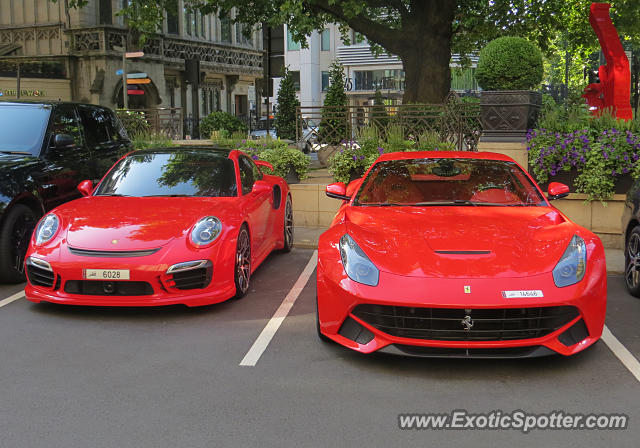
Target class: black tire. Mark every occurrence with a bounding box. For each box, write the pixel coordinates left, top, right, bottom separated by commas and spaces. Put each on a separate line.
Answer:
316, 296, 331, 342
625, 225, 640, 297
233, 225, 251, 299
0, 204, 38, 284
280, 195, 294, 253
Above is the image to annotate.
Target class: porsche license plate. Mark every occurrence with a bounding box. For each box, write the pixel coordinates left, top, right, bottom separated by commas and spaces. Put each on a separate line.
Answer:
84, 269, 130, 280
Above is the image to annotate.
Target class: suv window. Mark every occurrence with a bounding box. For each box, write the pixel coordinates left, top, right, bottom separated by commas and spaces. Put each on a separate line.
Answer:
106, 110, 129, 142
78, 106, 111, 146
50, 105, 83, 147
238, 156, 257, 195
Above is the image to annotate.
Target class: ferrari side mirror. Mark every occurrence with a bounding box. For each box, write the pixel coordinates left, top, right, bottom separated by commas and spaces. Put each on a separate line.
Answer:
326, 182, 351, 201
548, 182, 570, 200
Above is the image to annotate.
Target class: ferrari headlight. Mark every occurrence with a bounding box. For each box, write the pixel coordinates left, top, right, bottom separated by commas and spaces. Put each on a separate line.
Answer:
339, 234, 379, 286
190, 216, 222, 246
35, 214, 59, 245
552, 234, 587, 287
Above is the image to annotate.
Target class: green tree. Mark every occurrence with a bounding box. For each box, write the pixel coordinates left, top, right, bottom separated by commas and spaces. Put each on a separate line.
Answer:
274, 67, 300, 140
57, 0, 640, 103
318, 60, 348, 145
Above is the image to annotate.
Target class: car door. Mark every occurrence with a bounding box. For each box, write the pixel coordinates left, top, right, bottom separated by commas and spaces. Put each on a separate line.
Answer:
238, 155, 272, 259
78, 105, 128, 182
36, 104, 93, 211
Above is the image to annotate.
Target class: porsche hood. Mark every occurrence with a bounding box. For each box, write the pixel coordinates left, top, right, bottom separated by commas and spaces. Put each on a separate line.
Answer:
54, 197, 235, 251
344, 206, 581, 278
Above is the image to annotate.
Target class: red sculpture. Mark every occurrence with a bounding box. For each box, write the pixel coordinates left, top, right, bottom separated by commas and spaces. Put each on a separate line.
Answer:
582, 2, 632, 120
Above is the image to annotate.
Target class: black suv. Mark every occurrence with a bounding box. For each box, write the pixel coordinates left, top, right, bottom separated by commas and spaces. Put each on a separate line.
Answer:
0, 101, 132, 282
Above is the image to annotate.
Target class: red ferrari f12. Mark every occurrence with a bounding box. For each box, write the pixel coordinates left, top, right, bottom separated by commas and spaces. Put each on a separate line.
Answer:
317, 151, 606, 358
24, 148, 293, 306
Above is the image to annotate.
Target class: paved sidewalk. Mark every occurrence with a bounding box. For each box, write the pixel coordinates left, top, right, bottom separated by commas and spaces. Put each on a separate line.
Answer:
293, 225, 625, 274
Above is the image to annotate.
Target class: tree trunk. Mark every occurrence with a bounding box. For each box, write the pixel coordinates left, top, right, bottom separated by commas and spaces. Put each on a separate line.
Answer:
400, 37, 452, 104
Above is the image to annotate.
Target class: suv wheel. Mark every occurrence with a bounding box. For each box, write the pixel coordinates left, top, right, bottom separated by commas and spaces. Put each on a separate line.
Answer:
0, 204, 38, 283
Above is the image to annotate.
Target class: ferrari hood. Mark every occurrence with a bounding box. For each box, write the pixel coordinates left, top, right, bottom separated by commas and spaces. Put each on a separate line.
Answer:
55, 197, 235, 250
344, 206, 577, 278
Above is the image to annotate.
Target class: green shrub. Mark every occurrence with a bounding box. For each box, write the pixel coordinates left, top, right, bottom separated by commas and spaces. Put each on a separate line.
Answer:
131, 132, 176, 150
116, 109, 150, 138
476, 37, 543, 91
318, 60, 348, 144
274, 67, 300, 140
200, 111, 248, 138
415, 132, 456, 151
258, 145, 310, 180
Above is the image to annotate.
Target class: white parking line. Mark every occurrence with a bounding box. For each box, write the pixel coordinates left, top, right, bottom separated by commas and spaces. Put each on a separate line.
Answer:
602, 325, 640, 382
240, 251, 318, 367
0, 291, 25, 308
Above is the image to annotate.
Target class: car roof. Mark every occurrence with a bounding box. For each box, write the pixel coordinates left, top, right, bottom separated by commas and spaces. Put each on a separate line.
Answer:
376, 151, 517, 163
0, 100, 109, 108
131, 146, 233, 158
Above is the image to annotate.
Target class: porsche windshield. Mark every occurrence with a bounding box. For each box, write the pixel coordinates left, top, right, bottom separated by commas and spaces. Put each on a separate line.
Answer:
355, 158, 546, 206
95, 151, 237, 197
0, 104, 51, 155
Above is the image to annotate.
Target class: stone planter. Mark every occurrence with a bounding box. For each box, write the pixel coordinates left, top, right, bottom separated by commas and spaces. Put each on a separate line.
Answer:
530, 167, 633, 195
317, 145, 340, 168
285, 166, 300, 184
480, 90, 542, 139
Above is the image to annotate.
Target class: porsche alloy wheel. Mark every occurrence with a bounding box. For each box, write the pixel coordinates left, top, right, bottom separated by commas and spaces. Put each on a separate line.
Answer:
625, 226, 640, 297
234, 227, 251, 299
0, 204, 37, 283
282, 196, 294, 253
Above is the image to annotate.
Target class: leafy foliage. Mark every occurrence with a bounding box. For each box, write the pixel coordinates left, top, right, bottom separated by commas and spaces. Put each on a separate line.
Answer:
131, 132, 176, 150
475, 37, 543, 91
274, 67, 300, 141
258, 145, 310, 180
199, 111, 248, 139
116, 109, 150, 138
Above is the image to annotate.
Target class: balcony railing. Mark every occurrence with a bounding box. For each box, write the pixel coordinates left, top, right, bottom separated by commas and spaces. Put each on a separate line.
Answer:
67, 26, 263, 76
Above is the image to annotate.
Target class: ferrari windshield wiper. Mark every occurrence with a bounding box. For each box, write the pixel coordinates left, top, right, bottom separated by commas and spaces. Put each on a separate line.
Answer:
141, 194, 192, 197
95, 193, 132, 197
411, 200, 478, 206
0, 150, 32, 155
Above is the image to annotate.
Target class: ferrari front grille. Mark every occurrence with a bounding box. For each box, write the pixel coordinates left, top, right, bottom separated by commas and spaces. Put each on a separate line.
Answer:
352, 305, 580, 341
68, 247, 161, 257
64, 280, 154, 296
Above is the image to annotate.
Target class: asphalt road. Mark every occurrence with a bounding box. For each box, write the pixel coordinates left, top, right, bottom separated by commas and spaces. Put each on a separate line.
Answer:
1, 248, 639, 448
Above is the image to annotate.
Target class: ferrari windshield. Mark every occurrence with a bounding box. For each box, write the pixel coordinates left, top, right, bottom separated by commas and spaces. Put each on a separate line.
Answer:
94, 150, 237, 197
355, 158, 545, 206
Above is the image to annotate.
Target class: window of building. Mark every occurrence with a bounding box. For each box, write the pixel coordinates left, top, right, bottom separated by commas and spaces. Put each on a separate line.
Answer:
99, 0, 112, 25
290, 71, 301, 91
321, 29, 330, 51
221, 14, 232, 43
287, 30, 300, 51
353, 69, 405, 91
321, 71, 329, 91
351, 30, 366, 45
166, 4, 179, 35
236, 23, 252, 46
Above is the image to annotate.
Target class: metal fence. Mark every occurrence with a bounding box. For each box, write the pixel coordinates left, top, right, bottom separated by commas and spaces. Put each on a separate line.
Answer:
117, 108, 183, 140
296, 92, 482, 151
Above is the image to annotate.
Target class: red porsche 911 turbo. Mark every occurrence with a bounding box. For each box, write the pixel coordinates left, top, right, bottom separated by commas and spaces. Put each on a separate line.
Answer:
24, 147, 293, 306
317, 151, 606, 358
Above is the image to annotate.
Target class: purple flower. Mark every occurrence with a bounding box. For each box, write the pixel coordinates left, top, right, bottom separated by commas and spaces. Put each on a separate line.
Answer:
242, 139, 247, 144
352, 156, 357, 161
251, 155, 259, 160
377, 146, 384, 155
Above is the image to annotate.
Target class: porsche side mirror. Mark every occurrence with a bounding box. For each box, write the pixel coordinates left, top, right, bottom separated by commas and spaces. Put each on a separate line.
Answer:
252, 180, 272, 194
53, 134, 76, 149
77, 179, 93, 197
326, 182, 350, 201
255, 160, 274, 172
548, 182, 570, 200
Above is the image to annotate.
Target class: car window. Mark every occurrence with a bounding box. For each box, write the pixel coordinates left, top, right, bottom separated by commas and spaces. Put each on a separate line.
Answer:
105, 109, 129, 142
0, 104, 50, 155
49, 105, 83, 147
238, 156, 256, 195
78, 106, 111, 146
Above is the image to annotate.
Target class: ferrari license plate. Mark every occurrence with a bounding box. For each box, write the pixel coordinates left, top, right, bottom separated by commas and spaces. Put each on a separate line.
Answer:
84, 269, 130, 280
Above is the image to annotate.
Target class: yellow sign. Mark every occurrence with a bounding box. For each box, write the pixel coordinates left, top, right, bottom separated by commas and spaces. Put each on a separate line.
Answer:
0, 88, 46, 97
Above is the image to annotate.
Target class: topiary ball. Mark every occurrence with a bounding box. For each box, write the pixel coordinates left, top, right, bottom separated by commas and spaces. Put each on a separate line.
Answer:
475, 36, 543, 91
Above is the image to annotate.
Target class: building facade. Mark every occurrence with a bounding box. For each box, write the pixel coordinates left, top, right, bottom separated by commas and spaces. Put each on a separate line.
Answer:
278, 23, 478, 109
0, 0, 264, 136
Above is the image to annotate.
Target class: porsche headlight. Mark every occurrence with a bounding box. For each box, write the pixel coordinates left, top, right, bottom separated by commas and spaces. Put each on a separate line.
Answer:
552, 234, 587, 287
190, 217, 222, 246
35, 214, 59, 245
339, 234, 379, 286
